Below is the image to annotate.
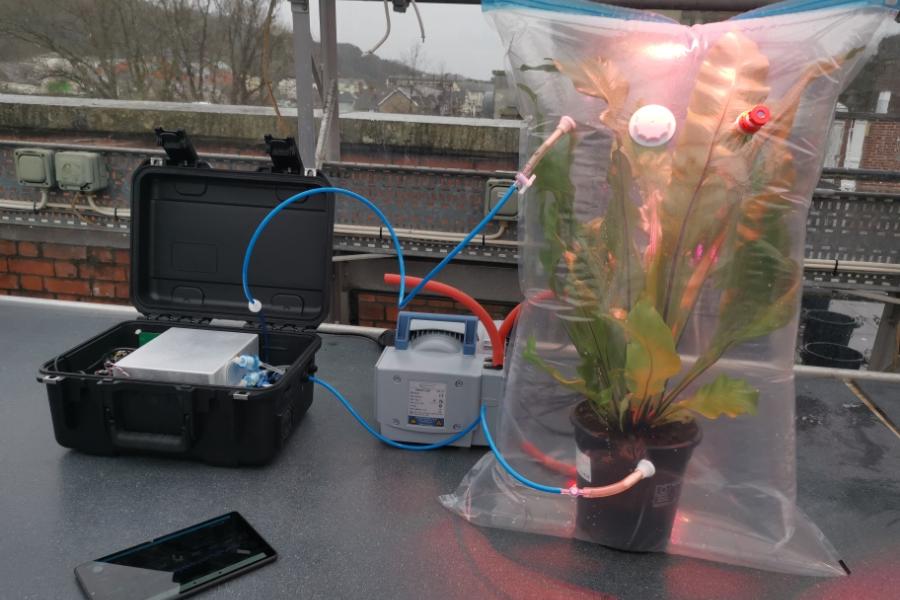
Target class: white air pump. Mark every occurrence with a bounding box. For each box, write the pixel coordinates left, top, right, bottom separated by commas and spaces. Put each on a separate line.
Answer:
374, 312, 504, 447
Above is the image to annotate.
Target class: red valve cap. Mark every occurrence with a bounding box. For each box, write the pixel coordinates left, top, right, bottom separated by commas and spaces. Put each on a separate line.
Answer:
737, 105, 771, 134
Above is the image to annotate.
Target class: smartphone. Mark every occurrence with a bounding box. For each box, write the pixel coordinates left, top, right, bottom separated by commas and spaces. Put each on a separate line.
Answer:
74, 512, 276, 600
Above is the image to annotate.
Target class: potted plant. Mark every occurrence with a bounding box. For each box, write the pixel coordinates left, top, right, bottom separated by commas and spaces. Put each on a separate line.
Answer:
519, 32, 856, 552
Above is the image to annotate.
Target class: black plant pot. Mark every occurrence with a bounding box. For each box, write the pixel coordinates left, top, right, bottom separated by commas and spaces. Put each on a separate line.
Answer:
802, 310, 859, 347
801, 342, 864, 370
571, 401, 701, 552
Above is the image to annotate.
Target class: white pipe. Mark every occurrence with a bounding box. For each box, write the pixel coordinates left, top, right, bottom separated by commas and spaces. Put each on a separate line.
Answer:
0, 190, 48, 212
793, 365, 900, 383
841, 290, 900, 305
84, 194, 130, 219
334, 221, 513, 246
0, 296, 392, 342
0, 200, 86, 212
0, 193, 129, 218
36, 189, 48, 210
410, 0, 425, 42
804, 258, 900, 275
332, 253, 387, 262
365, 0, 392, 55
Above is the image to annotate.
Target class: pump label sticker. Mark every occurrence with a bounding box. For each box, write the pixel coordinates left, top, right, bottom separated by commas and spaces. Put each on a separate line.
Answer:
408, 381, 447, 427
575, 448, 591, 483
653, 482, 681, 507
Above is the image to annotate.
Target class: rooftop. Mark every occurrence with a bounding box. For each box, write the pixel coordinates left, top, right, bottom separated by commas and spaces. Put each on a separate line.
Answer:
0, 296, 897, 599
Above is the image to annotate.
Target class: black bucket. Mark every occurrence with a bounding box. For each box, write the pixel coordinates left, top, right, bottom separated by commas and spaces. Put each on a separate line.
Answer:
801, 342, 864, 370
571, 401, 701, 552
803, 310, 860, 346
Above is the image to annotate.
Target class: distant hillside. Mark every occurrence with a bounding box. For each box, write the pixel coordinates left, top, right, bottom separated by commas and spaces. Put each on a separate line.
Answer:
323, 42, 469, 84
331, 43, 415, 82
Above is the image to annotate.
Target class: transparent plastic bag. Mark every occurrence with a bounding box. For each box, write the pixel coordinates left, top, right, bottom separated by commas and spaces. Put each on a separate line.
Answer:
442, 0, 899, 576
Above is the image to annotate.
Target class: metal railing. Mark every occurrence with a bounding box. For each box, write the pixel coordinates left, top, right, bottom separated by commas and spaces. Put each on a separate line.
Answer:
1, 138, 898, 287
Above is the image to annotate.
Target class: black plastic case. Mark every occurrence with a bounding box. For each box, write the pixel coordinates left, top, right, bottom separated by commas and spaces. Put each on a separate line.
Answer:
38, 155, 334, 466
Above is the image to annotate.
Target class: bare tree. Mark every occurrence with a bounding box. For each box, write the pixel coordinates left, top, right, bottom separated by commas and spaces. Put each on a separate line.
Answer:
0, 0, 288, 105
0, 0, 158, 98
214, 0, 278, 105
157, 0, 216, 102
404, 42, 427, 78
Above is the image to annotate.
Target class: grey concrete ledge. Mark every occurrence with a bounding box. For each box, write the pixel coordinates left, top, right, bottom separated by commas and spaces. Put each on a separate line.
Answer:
0, 94, 521, 155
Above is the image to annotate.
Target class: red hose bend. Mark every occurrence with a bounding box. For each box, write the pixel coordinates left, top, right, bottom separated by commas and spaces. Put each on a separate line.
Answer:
383, 273, 504, 367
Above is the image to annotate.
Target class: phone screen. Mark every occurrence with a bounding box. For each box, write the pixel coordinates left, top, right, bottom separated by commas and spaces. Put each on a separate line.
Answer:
75, 512, 276, 600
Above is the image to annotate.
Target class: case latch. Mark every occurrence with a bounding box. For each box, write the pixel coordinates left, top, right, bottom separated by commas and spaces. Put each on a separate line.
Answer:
262, 134, 305, 175
154, 127, 205, 168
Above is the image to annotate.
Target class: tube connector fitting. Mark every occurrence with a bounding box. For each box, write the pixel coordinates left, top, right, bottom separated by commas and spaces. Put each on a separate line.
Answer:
248, 299, 262, 313
636, 459, 656, 479
557, 115, 576, 134
562, 485, 583, 497
515, 172, 536, 194
233, 354, 261, 370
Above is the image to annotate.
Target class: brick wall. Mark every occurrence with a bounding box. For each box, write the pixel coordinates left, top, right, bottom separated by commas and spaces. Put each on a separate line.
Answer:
352, 290, 517, 329
859, 120, 900, 192
0, 240, 130, 303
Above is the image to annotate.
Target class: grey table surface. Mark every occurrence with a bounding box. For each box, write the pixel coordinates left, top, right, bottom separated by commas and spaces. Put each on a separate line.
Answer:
1, 298, 898, 600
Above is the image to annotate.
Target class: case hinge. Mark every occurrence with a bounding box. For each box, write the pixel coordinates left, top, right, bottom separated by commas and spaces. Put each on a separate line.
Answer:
245, 320, 308, 334
142, 314, 212, 325
261, 134, 305, 175
154, 127, 208, 168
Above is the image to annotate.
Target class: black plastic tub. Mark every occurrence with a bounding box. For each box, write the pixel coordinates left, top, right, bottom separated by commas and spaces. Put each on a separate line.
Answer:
571, 401, 701, 552
803, 310, 859, 346
800, 342, 865, 370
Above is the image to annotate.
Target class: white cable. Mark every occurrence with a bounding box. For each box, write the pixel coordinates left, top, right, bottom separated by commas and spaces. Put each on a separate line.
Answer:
0, 190, 48, 212
84, 193, 130, 219
365, 0, 392, 56
410, 0, 425, 42
35, 189, 48, 211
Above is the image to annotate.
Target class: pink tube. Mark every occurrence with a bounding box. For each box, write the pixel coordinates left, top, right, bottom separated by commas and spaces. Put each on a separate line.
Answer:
579, 470, 645, 498
521, 116, 577, 178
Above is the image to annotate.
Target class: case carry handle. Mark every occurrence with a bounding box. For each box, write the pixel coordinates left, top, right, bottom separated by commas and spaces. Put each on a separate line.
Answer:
109, 427, 191, 453
103, 384, 195, 454
394, 311, 478, 355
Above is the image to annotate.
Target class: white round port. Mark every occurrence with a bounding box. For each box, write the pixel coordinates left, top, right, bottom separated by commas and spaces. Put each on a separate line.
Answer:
628, 105, 677, 147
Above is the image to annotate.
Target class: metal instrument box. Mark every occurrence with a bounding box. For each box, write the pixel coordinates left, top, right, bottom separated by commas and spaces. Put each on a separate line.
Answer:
114, 328, 258, 386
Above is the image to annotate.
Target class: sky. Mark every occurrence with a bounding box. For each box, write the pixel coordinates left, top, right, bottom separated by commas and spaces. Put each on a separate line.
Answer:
278, 1, 506, 80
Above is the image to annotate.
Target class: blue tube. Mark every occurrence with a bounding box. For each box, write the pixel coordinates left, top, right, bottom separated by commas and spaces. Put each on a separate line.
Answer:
242, 187, 407, 307
243, 184, 520, 311
399, 184, 519, 309
310, 376, 482, 450
734, 0, 893, 20
479, 403, 564, 494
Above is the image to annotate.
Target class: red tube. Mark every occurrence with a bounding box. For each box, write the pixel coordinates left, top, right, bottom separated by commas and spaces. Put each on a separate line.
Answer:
383, 273, 505, 367
498, 290, 555, 347
498, 303, 522, 347
521, 440, 578, 478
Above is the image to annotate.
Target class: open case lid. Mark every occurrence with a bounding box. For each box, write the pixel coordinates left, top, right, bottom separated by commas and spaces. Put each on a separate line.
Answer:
130, 164, 334, 328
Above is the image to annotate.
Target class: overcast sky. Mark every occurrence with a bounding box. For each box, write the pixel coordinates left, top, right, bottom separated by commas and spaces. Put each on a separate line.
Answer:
279, 1, 506, 80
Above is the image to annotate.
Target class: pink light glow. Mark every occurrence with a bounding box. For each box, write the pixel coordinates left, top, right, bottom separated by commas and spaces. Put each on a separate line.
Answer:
694, 243, 705, 264
644, 42, 691, 60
